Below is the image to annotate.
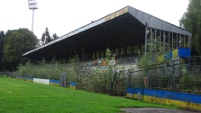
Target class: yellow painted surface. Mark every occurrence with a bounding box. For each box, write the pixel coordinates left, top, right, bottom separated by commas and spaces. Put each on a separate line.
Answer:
126, 93, 133, 98
127, 94, 201, 111
172, 49, 178, 59
26, 79, 33, 82
69, 86, 76, 90
16, 78, 26, 81
157, 54, 164, 63
104, 7, 128, 21
133, 94, 138, 99
49, 83, 60, 86
143, 95, 201, 111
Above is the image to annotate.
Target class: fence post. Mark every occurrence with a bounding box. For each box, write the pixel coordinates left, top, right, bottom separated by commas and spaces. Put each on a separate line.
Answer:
127, 70, 131, 87
60, 72, 66, 87
110, 81, 113, 95
144, 77, 148, 88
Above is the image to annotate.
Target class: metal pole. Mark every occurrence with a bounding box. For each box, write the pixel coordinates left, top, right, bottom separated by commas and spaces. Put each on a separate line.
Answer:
155, 29, 157, 63
31, 9, 35, 32
163, 31, 166, 52
168, 32, 170, 51
159, 30, 161, 49
172, 33, 174, 50
145, 27, 148, 54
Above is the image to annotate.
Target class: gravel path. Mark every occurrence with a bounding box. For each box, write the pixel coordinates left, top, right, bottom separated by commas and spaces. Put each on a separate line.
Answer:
120, 108, 200, 113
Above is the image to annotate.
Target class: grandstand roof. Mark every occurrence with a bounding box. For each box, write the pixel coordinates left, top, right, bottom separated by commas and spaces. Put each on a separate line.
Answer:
23, 6, 192, 60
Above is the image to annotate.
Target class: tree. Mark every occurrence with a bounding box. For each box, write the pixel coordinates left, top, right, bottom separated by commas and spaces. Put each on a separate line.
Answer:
40, 28, 60, 46
3, 28, 38, 70
52, 33, 59, 40
180, 0, 201, 55
0, 31, 5, 70
41, 27, 52, 45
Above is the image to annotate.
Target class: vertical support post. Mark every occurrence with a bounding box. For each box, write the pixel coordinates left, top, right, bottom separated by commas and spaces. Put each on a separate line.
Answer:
145, 27, 148, 54
127, 71, 131, 87
31, 9, 35, 32
144, 77, 148, 88
64, 73, 66, 87
176, 34, 178, 48
163, 31, 166, 52
110, 81, 113, 95
155, 29, 157, 43
60, 72, 66, 87
110, 65, 116, 95
184, 35, 186, 47
188, 36, 192, 48
110, 72, 115, 95
159, 30, 162, 49
154, 29, 157, 63
168, 32, 170, 51
173, 63, 175, 91
172, 33, 174, 50
179, 35, 181, 47
150, 28, 153, 41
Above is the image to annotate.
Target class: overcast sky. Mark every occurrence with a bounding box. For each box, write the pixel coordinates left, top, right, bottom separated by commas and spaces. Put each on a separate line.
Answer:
0, 0, 189, 39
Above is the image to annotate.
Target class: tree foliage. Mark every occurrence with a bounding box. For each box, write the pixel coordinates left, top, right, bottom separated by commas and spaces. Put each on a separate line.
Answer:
3, 28, 38, 70
0, 31, 5, 70
180, 0, 201, 55
41, 27, 52, 45
52, 33, 59, 40
40, 27, 59, 45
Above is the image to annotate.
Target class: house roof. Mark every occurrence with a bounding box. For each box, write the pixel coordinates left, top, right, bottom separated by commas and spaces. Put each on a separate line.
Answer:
23, 6, 192, 60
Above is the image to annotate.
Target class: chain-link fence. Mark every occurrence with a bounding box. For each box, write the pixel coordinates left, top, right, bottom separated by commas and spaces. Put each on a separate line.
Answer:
13, 56, 201, 96
76, 68, 128, 96
128, 57, 201, 94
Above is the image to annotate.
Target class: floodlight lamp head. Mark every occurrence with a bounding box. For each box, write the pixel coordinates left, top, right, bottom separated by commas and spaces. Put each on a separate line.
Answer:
28, 0, 38, 10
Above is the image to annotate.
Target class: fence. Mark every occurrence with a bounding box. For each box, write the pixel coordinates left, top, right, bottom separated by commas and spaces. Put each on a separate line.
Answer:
128, 57, 201, 94
0, 72, 6, 76
12, 56, 201, 97
0, 72, 14, 77
76, 68, 128, 96
76, 56, 201, 96
126, 57, 201, 111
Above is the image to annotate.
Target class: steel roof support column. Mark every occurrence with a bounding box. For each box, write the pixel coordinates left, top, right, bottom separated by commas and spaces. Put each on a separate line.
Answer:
154, 29, 157, 63
154, 29, 157, 44
159, 30, 162, 50
171, 33, 174, 50
188, 36, 192, 48
145, 27, 148, 54
150, 28, 153, 41
163, 31, 166, 52
184, 35, 186, 48
168, 32, 171, 51
179, 34, 181, 47
176, 34, 179, 48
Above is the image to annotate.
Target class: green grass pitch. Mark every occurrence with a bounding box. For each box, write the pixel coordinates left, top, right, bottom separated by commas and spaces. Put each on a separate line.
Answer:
0, 76, 175, 113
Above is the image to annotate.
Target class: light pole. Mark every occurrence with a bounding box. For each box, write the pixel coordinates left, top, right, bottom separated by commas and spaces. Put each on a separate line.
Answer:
28, 0, 38, 32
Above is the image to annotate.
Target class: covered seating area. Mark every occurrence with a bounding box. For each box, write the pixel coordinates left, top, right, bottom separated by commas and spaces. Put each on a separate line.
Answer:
23, 6, 192, 61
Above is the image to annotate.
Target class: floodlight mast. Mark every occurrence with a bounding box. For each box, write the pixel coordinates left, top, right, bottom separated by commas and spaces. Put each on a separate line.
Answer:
31, 9, 35, 32
28, 0, 38, 32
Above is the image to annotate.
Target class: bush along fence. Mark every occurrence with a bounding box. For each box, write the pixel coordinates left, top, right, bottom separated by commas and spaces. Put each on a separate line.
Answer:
126, 57, 201, 111
13, 62, 127, 96
14, 49, 129, 96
